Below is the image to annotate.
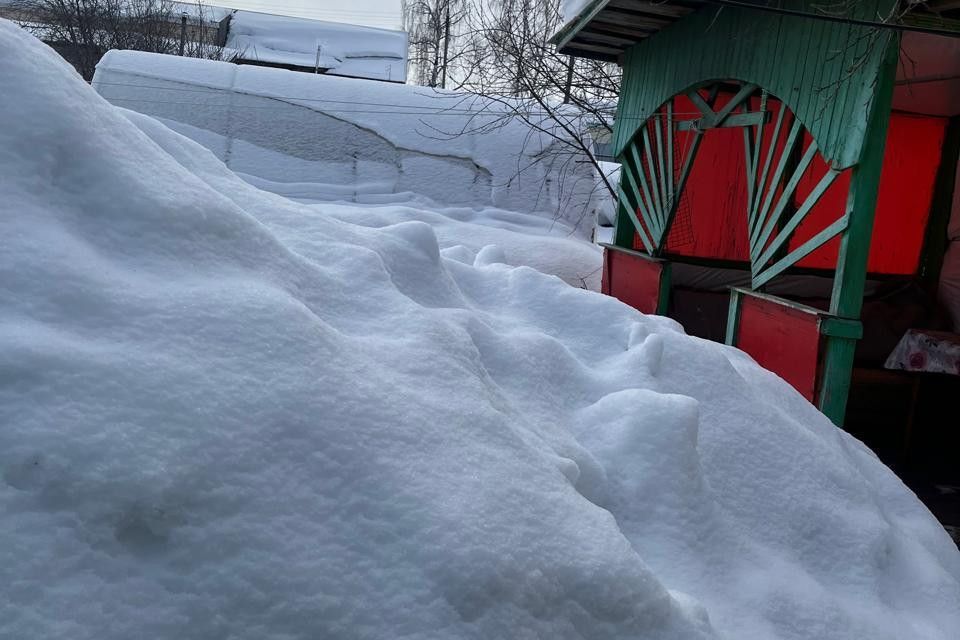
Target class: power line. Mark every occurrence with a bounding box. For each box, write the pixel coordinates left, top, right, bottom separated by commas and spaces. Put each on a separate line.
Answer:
106, 95, 639, 119
93, 79, 613, 114
93, 79, 713, 121
702, 0, 960, 38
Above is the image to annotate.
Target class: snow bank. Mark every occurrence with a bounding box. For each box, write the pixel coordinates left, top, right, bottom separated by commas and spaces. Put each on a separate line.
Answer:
92, 50, 606, 237
225, 10, 407, 82
3, 21, 960, 640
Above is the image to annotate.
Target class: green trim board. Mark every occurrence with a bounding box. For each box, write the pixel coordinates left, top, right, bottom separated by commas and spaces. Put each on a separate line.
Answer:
725, 288, 742, 346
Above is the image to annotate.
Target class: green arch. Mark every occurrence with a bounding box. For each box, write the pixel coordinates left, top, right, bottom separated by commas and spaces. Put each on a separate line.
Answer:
612, 0, 897, 171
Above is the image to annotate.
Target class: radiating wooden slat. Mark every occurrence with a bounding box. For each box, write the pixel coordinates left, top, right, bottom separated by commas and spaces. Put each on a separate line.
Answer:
628, 139, 663, 240
676, 111, 768, 131
749, 117, 804, 250
754, 168, 840, 270
751, 91, 768, 206
620, 144, 661, 243
750, 104, 788, 235
666, 100, 674, 208
655, 129, 705, 256
617, 187, 655, 254
640, 124, 666, 235
752, 214, 849, 289
686, 89, 713, 119
752, 140, 819, 259
743, 126, 756, 219
711, 83, 757, 126
653, 111, 669, 224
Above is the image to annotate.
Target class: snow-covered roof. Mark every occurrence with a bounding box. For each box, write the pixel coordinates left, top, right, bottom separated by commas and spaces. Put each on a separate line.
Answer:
169, 1, 233, 23
225, 10, 407, 83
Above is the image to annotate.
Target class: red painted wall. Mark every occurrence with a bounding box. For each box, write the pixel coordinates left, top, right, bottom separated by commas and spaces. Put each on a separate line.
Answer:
602, 248, 664, 315
629, 97, 946, 277
790, 112, 946, 274
736, 295, 823, 401
658, 93, 753, 262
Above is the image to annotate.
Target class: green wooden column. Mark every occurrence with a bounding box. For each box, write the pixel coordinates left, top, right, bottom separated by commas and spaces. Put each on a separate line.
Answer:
817, 33, 900, 426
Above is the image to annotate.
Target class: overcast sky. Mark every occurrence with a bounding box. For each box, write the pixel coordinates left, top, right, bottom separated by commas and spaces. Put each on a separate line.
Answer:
226, 0, 403, 30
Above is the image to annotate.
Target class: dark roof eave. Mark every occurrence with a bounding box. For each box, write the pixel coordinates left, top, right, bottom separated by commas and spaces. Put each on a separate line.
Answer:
551, 0, 699, 62
549, 0, 614, 50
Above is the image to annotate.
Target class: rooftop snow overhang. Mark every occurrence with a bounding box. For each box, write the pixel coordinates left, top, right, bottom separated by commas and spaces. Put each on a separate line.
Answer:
551, 0, 960, 64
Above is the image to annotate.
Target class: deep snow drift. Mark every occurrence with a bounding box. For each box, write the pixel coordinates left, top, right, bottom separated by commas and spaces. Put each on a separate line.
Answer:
2, 21, 959, 640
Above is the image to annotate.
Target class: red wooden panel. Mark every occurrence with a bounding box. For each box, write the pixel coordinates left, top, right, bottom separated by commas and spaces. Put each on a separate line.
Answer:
664, 94, 751, 261
791, 113, 946, 274
602, 248, 664, 315
736, 295, 823, 401
785, 134, 850, 270
869, 113, 946, 274
628, 97, 944, 275
659, 95, 791, 263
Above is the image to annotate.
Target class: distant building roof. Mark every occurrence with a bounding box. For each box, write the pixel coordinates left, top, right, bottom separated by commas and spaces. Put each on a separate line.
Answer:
169, 1, 234, 23
224, 10, 407, 83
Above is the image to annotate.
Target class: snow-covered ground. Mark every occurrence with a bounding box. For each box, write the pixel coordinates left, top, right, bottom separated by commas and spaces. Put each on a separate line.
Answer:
2, 20, 960, 640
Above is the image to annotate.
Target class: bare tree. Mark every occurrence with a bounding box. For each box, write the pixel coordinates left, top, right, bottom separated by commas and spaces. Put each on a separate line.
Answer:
10, 0, 225, 80
430, 0, 622, 215
402, 0, 473, 88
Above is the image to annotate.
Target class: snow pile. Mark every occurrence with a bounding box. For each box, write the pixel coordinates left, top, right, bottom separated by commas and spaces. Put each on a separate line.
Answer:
224, 10, 407, 82
92, 50, 606, 236
3, 21, 960, 640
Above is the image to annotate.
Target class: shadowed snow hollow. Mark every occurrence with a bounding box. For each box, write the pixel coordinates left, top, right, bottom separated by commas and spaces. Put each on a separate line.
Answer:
1, 21, 959, 640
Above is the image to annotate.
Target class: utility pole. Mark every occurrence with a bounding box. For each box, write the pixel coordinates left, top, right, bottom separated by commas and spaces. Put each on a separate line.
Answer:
440, 0, 451, 89
179, 13, 187, 56
563, 55, 574, 104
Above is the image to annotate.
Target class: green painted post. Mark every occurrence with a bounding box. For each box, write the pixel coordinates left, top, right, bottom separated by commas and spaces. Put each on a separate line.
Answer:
613, 199, 638, 249
724, 289, 742, 346
818, 33, 900, 426
657, 263, 672, 315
